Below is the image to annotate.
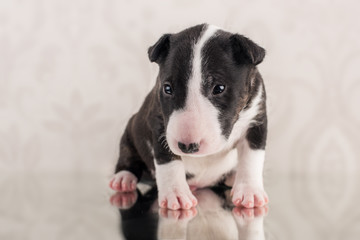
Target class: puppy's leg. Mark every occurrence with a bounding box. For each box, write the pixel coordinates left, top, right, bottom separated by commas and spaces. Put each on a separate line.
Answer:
110, 120, 146, 192
232, 122, 268, 208
155, 160, 198, 210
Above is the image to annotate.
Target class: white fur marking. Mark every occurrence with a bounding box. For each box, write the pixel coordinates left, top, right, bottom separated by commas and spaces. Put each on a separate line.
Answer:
231, 140, 267, 207
183, 149, 237, 188
155, 160, 188, 189
190, 25, 220, 98
226, 85, 264, 150
236, 141, 265, 187
166, 24, 225, 156
155, 160, 196, 209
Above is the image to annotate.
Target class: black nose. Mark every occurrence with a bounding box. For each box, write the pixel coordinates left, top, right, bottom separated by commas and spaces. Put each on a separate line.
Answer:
178, 142, 199, 154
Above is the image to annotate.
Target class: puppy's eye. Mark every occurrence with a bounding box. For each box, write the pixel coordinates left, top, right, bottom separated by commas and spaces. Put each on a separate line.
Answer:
212, 85, 225, 95
163, 84, 173, 95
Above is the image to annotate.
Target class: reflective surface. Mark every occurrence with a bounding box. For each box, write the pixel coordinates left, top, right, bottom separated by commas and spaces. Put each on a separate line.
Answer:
111, 185, 267, 240
2, 172, 360, 240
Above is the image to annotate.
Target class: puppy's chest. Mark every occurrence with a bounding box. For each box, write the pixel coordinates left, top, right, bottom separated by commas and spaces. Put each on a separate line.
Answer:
182, 149, 238, 188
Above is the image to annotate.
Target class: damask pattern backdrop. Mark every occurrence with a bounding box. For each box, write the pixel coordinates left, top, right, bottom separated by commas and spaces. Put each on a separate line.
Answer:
1, 1, 360, 239
0, 0, 359, 177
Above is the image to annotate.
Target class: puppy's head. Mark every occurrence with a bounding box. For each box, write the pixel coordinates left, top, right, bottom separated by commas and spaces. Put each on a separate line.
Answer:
148, 24, 265, 157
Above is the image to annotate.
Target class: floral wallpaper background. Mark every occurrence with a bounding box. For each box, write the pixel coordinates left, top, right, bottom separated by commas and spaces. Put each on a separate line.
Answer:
1, 0, 359, 177
1, 1, 360, 239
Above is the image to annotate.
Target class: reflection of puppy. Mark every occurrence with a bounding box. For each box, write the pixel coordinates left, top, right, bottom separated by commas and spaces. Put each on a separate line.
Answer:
110, 191, 138, 210
110, 23, 268, 210
233, 207, 268, 240
185, 188, 238, 240
111, 188, 159, 240
110, 187, 267, 240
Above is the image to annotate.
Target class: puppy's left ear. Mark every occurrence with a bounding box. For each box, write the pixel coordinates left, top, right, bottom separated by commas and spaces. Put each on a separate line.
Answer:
148, 34, 171, 64
230, 34, 265, 65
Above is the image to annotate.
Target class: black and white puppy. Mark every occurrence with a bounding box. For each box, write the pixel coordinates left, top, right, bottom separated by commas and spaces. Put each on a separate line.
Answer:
110, 24, 268, 210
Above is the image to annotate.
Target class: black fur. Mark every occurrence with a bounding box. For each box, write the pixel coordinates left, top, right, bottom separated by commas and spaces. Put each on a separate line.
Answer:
230, 34, 265, 65
148, 34, 171, 63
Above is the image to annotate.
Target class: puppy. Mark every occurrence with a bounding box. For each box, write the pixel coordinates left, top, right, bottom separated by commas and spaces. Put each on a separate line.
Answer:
109, 23, 268, 210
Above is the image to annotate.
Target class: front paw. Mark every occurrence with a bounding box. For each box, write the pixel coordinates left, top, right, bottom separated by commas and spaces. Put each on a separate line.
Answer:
231, 183, 268, 208
158, 187, 198, 210
109, 170, 137, 192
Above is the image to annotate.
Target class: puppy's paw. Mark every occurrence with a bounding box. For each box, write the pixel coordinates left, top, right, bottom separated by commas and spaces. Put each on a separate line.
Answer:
109, 191, 138, 209
158, 187, 198, 210
159, 207, 197, 220
231, 184, 268, 208
109, 170, 137, 192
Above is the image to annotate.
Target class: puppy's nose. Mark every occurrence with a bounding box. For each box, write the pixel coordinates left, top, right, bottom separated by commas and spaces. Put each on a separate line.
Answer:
178, 142, 199, 154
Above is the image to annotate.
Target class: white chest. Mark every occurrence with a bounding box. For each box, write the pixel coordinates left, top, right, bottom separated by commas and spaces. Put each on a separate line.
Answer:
182, 148, 238, 188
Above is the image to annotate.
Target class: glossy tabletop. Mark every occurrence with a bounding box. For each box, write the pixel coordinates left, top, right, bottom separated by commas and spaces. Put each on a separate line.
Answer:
2, 172, 359, 240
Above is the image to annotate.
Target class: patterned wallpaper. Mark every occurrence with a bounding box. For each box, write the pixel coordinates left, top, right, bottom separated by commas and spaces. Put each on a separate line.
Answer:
0, 0, 359, 177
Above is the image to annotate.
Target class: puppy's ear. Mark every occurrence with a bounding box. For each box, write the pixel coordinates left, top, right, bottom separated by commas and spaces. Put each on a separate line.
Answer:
148, 34, 171, 63
230, 34, 265, 65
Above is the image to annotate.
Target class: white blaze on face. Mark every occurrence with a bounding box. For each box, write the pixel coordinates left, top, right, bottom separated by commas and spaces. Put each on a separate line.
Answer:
166, 25, 226, 157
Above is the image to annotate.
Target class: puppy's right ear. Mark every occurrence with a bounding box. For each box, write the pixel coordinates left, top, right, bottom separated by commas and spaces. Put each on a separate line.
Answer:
148, 34, 171, 63
230, 34, 265, 65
